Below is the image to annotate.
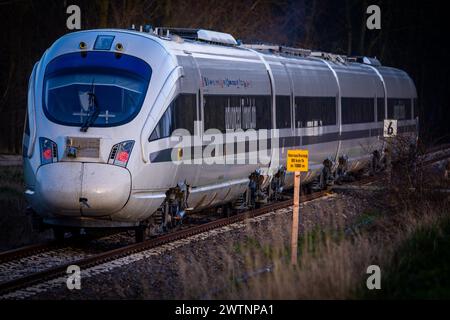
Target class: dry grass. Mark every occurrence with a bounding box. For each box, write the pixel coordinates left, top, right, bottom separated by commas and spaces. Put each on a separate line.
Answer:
172, 196, 449, 300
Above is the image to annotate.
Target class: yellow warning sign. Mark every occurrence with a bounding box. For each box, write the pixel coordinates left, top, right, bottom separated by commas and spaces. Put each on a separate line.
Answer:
287, 149, 309, 172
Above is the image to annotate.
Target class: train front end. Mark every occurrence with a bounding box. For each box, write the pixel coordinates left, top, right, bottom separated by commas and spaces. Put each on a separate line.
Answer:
22, 30, 170, 231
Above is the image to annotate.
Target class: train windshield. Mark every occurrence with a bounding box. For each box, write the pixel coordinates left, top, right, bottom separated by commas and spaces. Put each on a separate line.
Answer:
43, 52, 151, 127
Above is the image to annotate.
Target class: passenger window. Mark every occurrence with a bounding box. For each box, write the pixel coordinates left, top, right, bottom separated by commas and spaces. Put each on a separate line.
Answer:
204, 95, 226, 132
276, 96, 291, 129
227, 96, 256, 130
204, 95, 271, 132
341, 97, 374, 124
255, 96, 271, 130
387, 98, 412, 120
295, 96, 336, 127
377, 98, 385, 122
149, 94, 196, 142
413, 98, 419, 119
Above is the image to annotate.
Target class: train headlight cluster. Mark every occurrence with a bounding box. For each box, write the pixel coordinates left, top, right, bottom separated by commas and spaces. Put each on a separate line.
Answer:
39, 137, 58, 165
108, 140, 134, 167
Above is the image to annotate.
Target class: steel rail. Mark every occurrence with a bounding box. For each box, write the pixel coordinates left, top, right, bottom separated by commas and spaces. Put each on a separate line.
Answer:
0, 190, 331, 296
0, 241, 61, 265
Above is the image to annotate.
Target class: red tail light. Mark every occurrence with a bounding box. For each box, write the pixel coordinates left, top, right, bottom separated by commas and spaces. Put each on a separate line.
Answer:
43, 148, 52, 160
117, 151, 129, 163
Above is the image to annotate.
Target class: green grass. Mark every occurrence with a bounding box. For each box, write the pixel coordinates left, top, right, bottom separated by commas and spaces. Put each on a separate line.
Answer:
350, 208, 383, 232
365, 216, 450, 299
233, 236, 275, 259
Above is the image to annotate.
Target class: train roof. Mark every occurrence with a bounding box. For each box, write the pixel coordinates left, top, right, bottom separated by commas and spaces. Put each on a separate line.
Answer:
52, 27, 417, 98
60, 27, 400, 70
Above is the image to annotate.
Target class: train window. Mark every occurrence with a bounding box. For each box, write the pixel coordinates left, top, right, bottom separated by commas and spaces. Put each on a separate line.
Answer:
276, 96, 291, 129
149, 94, 197, 141
228, 96, 256, 130
43, 52, 151, 128
341, 97, 374, 124
204, 95, 226, 132
377, 98, 385, 122
295, 96, 336, 127
387, 98, 411, 120
255, 96, 272, 130
204, 95, 271, 132
413, 98, 419, 118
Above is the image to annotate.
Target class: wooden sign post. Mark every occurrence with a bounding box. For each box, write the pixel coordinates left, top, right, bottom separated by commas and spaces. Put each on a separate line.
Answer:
287, 149, 309, 266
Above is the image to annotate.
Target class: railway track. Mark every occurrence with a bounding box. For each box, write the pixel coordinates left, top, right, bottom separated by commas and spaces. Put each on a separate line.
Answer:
422, 151, 450, 167
0, 231, 135, 265
0, 188, 331, 297
1, 146, 448, 298
0, 241, 60, 265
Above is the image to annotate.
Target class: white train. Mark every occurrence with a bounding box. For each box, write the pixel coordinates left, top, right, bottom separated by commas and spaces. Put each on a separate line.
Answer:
22, 27, 418, 239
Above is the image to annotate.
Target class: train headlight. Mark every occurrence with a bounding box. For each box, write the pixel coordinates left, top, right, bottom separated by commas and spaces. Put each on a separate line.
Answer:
39, 137, 58, 165
108, 140, 134, 167
115, 43, 124, 51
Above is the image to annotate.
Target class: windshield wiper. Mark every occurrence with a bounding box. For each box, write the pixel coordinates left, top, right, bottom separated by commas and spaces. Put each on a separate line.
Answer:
80, 82, 100, 132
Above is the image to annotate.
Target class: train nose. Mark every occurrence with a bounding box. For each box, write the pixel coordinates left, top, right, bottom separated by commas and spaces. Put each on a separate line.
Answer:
35, 162, 131, 216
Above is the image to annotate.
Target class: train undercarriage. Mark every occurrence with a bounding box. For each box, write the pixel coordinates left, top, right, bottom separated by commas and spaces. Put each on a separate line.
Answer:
133, 148, 398, 242
28, 144, 414, 243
